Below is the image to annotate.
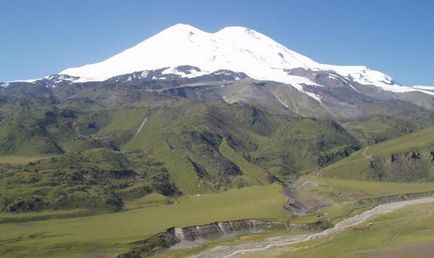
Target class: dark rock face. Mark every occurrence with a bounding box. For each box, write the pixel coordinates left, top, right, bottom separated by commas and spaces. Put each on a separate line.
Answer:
188, 157, 209, 178
3, 196, 45, 212
284, 199, 309, 215
151, 171, 182, 196
369, 150, 434, 182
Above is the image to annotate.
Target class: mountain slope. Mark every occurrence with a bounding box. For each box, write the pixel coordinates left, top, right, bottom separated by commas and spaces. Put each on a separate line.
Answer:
0, 92, 361, 212
322, 126, 434, 181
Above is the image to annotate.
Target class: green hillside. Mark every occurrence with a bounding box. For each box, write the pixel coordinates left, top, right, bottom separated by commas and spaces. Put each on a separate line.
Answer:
322, 126, 434, 181
0, 94, 360, 212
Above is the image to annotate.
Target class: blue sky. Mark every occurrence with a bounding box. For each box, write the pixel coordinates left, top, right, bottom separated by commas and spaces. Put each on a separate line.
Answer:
1, 0, 433, 85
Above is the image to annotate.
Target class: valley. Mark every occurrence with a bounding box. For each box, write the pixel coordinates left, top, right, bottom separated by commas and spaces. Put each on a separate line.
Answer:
4, 173, 434, 258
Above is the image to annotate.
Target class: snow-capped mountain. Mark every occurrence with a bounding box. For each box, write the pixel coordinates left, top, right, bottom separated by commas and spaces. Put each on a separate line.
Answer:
413, 85, 434, 91
61, 24, 317, 82
60, 23, 433, 97
4, 22, 433, 112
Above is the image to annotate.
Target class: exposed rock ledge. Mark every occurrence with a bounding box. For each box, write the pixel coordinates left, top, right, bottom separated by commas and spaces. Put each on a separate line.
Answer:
353, 190, 434, 206
118, 219, 329, 257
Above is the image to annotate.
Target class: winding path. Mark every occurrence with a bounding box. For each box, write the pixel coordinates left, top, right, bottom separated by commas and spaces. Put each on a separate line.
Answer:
134, 117, 148, 138
192, 196, 434, 258
362, 146, 372, 160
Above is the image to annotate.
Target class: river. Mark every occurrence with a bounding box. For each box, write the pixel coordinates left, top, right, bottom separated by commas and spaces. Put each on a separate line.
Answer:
192, 196, 434, 258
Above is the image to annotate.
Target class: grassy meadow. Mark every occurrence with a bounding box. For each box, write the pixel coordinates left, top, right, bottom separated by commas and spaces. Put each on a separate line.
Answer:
0, 184, 288, 258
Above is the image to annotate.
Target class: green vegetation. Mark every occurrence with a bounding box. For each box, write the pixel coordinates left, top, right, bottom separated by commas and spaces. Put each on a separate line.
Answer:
0, 148, 180, 212
118, 101, 359, 192
0, 184, 288, 258
0, 80, 362, 197
0, 155, 56, 165
228, 127, 434, 258
284, 175, 434, 226
219, 139, 270, 185
127, 174, 434, 258
251, 201, 434, 258
362, 126, 434, 155
322, 126, 434, 181
340, 114, 427, 145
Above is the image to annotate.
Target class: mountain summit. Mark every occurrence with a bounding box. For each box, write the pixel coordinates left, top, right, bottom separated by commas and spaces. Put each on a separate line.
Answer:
60, 24, 429, 96
61, 24, 317, 82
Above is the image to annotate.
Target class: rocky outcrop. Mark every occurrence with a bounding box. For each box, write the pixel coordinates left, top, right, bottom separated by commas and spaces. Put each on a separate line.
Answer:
353, 191, 434, 206
117, 219, 327, 258
369, 150, 434, 182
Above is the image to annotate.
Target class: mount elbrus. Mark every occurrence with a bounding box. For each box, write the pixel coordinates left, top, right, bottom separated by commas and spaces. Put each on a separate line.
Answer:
1, 24, 434, 212
3, 24, 434, 113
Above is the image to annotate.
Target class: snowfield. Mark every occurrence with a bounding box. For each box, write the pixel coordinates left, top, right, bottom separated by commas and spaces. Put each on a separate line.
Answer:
58, 23, 434, 97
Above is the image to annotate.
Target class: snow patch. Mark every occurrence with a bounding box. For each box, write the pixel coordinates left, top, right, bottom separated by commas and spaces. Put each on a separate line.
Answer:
6, 78, 38, 83
413, 85, 434, 91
